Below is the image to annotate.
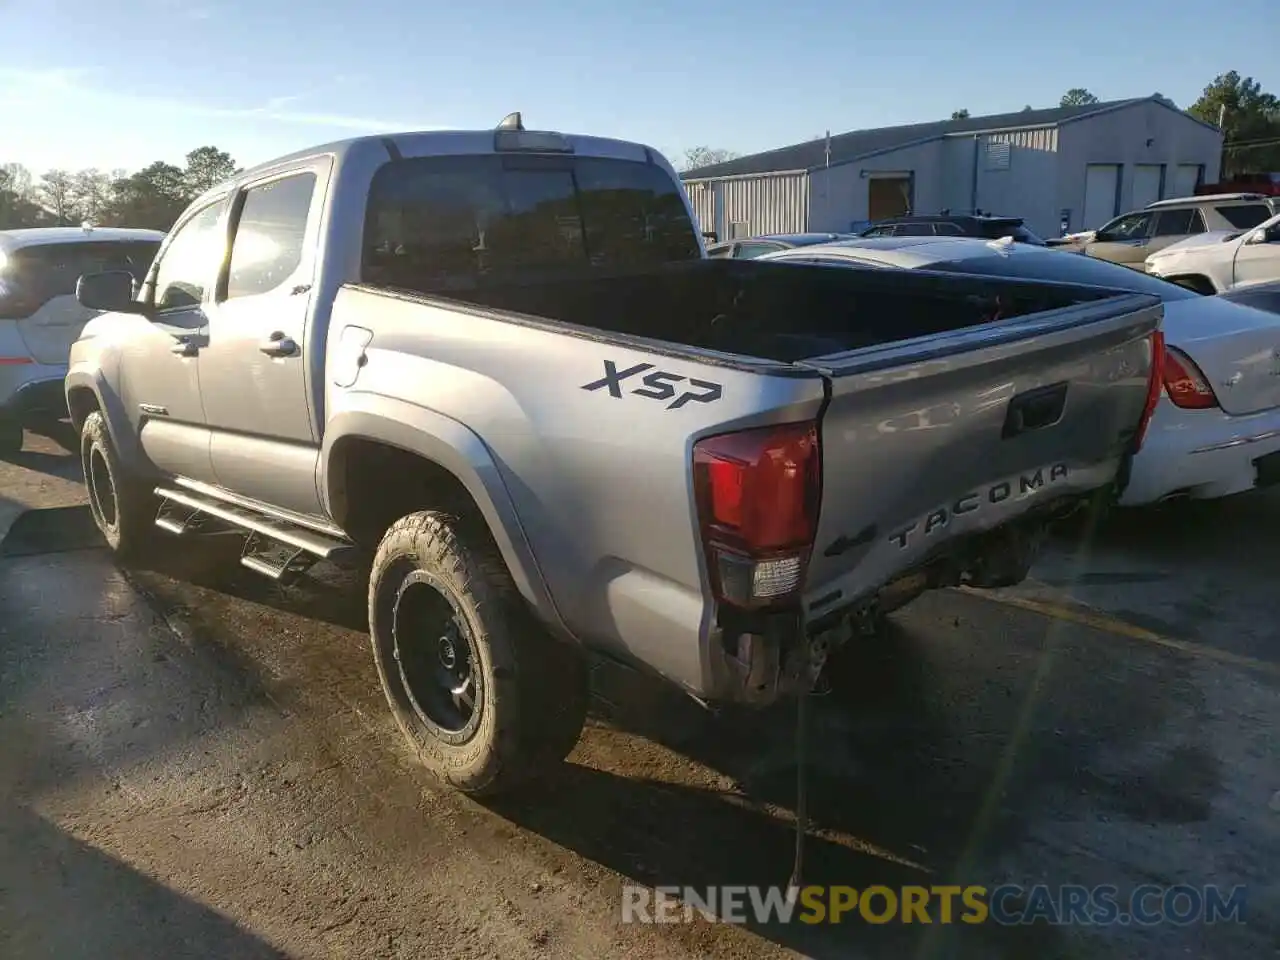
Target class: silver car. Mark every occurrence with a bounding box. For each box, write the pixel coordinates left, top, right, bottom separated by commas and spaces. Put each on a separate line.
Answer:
0, 226, 163, 454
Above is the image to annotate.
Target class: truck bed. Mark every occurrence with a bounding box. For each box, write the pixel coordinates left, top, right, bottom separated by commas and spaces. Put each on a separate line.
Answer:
390, 257, 1123, 363
335, 260, 1161, 702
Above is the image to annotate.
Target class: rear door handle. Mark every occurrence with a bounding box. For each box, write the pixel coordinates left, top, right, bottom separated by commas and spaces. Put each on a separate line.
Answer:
170, 339, 198, 357
259, 331, 298, 357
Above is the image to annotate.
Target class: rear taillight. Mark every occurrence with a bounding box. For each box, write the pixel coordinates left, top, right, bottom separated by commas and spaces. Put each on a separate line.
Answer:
1133, 330, 1165, 450
692, 421, 821, 610
1162, 345, 1219, 410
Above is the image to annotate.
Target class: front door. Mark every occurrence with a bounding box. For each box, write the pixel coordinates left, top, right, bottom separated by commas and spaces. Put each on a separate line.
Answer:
124, 200, 226, 482
198, 163, 328, 518
1085, 210, 1155, 267
1233, 223, 1280, 288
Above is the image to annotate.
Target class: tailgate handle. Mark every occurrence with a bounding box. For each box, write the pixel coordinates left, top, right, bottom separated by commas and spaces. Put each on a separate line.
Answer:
1003, 382, 1068, 439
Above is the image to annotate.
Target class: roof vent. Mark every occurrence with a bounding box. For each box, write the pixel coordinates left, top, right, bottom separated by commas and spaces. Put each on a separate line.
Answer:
497, 112, 524, 131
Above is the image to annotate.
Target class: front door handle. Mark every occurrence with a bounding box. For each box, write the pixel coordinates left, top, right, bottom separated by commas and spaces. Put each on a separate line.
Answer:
259, 331, 298, 358
170, 339, 198, 357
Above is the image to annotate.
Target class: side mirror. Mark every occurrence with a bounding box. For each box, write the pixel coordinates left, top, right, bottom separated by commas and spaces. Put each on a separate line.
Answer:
76, 271, 147, 314
1249, 227, 1279, 244
702, 230, 719, 243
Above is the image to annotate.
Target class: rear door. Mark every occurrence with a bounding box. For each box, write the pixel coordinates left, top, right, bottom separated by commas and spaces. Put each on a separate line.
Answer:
799, 295, 1160, 612
8, 239, 159, 364
1146, 207, 1207, 256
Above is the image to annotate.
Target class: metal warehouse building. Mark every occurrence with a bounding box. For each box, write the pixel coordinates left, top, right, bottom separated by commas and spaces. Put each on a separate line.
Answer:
681, 96, 1223, 240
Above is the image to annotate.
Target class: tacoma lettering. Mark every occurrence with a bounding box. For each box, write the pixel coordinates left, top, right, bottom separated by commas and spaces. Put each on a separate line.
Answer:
887, 463, 1070, 550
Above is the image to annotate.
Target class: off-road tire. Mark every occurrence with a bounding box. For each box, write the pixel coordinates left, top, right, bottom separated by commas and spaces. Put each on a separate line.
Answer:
368, 510, 589, 796
0, 414, 22, 457
81, 411, 158, 562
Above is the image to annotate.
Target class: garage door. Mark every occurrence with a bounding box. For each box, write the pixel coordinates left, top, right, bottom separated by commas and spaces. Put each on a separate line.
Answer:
1171, 164, 1203, 199
1133, 165, 1163, 209
1083, 164, 1120, 229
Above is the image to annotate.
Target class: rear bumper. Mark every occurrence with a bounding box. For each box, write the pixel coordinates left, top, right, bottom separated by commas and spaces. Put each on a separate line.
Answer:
0, 364, 70, 421
1119, 398, 1280, 505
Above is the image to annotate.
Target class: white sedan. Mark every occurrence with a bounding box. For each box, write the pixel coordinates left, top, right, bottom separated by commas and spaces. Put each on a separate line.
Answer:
760, 236, 1280, 507
1144, 211, 1280, 293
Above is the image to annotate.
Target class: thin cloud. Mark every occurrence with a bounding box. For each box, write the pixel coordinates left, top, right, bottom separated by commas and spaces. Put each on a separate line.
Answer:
0, 66, 440, 133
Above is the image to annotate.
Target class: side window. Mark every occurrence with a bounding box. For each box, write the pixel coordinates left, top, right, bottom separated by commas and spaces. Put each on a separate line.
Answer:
862, 225, 895, 237
152, 203, 224, 311
933, 222, 965, 236
1186, 209, 1207, 234
1215, 204, 1272, 229
893, 222, 934, 236
1153, 208, 1197, 236
225, 172, 317, 301
1101, 212, 1152, 240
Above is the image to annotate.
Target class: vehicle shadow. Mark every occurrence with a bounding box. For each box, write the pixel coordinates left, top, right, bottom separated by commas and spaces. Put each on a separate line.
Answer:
0, 425, 81, 476
483, 601, 1192, 959
0, 803, 286, 960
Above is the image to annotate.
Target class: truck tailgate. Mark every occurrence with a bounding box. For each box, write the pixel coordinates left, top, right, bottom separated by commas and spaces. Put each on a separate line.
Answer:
799, 294, 1162, 616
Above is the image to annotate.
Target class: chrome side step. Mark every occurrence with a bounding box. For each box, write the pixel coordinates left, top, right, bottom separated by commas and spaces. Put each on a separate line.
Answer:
154, 486, 354, 583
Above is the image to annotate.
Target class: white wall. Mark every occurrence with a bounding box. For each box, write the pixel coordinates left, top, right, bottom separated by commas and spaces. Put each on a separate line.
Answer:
808, 139, 947, 232
1056, 101, 1223, 233
681, 171, 809, 237
970, 127, 1061, 237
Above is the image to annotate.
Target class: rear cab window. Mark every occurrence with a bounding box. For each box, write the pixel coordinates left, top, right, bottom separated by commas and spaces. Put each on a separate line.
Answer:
0, 240, 161, 319
362, 154, 701, 289
1216, 204, 1273, 229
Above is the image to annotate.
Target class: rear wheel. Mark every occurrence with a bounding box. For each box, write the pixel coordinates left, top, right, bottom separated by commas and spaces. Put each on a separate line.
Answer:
81, 411, 158, 561
369, 510, 588, 796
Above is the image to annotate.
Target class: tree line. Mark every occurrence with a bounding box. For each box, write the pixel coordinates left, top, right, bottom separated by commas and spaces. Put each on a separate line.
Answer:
685, 72, 1280, 176
0, 146, 239, 232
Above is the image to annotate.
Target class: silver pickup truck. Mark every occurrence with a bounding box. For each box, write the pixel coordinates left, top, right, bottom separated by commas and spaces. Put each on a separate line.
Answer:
66, 116, 1164, 796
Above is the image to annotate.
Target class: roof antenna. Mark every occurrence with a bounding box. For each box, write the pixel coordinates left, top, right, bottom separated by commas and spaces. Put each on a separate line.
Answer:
497, 112, 524, 131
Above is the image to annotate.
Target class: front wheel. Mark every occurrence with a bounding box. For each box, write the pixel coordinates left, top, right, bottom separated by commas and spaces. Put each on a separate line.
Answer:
81, 411, 158, 561
368, 510, 588, 796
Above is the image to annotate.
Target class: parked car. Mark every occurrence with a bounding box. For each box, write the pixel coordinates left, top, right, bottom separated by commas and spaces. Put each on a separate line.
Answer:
1144, 212, 1280, 293
857, 213, 1047, 245
761, 235, 1280, 506
0, 226, 164, 454
67, 120, 1161, 798
705, 232, 855, 258
1070, 193, 1279, 269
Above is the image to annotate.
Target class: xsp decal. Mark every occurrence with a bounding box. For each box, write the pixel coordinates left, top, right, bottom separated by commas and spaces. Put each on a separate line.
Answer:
581, 359, 723, 410
886, 463, 1069, 550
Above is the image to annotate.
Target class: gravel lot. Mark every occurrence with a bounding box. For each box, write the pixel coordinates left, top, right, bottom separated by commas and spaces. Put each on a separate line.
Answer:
2, 430, 1278, 959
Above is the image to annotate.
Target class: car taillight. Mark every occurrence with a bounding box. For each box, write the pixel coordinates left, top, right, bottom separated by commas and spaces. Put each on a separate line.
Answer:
692, 421, 821, 610
1162, 344, 1219, 410
1133, 330, 1165, 450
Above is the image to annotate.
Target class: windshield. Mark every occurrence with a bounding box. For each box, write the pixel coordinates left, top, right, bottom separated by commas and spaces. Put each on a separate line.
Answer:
926, 249, 1202, 301
362, 154, 701, 288
0, 240, 160, 319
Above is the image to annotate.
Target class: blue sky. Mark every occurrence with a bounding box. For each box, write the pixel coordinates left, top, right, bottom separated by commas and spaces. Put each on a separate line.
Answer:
2, 0, 1274, 175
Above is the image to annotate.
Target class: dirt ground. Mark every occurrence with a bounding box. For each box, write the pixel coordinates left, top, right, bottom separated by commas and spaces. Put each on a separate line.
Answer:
2, 430, 1278, 959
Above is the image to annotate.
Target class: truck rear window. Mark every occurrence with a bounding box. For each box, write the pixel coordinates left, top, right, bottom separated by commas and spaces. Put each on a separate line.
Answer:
362, 154, 701, 288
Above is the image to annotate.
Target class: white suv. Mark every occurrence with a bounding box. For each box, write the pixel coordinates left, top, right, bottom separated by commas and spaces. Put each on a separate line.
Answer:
1, 227, 164, 454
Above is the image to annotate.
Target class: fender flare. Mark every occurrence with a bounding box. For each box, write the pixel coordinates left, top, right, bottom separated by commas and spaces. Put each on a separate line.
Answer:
63, 366, 143, 468
322, 394, 567, 635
